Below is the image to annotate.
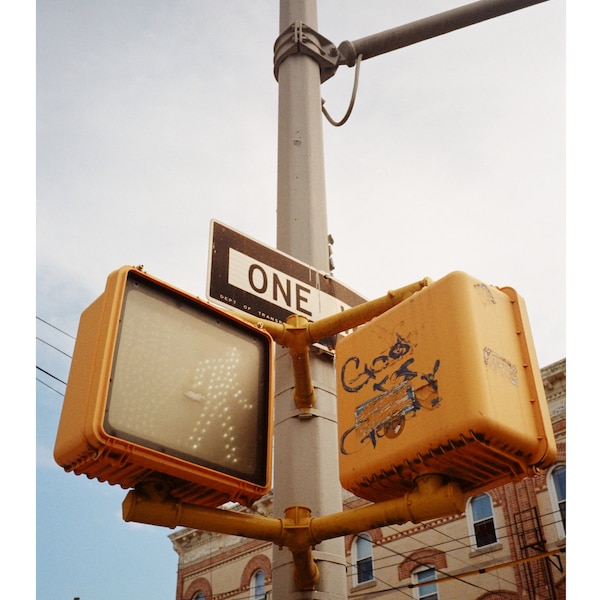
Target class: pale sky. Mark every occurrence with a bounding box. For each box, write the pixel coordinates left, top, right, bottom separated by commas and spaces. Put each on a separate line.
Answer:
30, 1, 575, 599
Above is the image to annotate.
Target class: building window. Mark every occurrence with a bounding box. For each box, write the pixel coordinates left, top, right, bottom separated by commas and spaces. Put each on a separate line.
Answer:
469, 493, 498, 548
353, 533, 374, 585
251, 570, 266, 600
412, 565, 438, 600
192, 594, 205, 600
549, 463, 566, 537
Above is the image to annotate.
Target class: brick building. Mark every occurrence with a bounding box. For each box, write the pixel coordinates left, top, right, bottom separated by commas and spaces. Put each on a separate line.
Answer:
169, 358, 566, 600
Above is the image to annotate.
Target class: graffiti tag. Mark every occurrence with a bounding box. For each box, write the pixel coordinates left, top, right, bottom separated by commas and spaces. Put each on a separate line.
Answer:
339, 334, 441, 455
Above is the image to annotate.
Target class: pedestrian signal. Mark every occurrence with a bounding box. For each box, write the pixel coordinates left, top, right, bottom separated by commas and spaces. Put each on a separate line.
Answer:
54, 266, 274, 507
336, 271, 556, 504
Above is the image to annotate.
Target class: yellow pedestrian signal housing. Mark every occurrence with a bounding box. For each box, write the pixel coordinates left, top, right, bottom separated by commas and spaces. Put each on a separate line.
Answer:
336, 271, 556, 504
54, 266, 274, 508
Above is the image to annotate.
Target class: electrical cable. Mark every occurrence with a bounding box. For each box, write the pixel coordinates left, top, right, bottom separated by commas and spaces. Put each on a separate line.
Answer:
345, 500, 566, 594
348, 548, 565, 599
36, 314, 75, 395
365, 508, 564, 580
370, 502, 565, 557
349, 531, 494, 595
36, 377, 65, 396
36, 336, 72, 359
36, 365, 67, 386
36, 315, 76, 339
321, 54, 362, 127
35, 316, 566, 597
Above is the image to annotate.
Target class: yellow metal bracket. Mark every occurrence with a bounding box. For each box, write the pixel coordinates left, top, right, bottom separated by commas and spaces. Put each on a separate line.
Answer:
243, 277, 431, 410
123, 474, 464, 592
123, 277, 444, 592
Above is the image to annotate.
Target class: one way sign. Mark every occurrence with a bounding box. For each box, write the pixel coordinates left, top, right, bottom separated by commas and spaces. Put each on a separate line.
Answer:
207, 221, 367, 346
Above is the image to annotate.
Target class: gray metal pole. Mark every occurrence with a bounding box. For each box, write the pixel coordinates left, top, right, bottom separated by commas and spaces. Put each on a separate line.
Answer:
273, 0, 348, 598
338, 0, 550, 65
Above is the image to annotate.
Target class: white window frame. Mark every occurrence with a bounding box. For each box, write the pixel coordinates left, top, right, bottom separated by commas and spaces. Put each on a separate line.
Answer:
412, 565, 438, 600
466, 493, 499, 550
352, 533, 374, 586
250, 569, 266, 600
548, 463, 566, 540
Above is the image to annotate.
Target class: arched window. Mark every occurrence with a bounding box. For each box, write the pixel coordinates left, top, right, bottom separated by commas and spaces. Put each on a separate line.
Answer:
352, 533, 374, 585
412, 565, 438, 600
187, 578, 211, 600
250, 570, 266, 600
548, 463, 566, 537
468, 493, 498, 549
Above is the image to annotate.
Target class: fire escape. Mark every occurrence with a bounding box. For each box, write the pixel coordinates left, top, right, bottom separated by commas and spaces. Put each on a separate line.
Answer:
513, 507, 564, 600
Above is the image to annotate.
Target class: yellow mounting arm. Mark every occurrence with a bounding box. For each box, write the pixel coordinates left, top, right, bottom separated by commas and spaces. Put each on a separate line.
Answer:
123, 474, 464, 591
243, 277, 431, 410
123, 277, 442, 592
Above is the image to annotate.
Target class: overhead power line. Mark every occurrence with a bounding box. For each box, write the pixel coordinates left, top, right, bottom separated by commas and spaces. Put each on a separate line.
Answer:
36, 315, 74, 396
36, 336, 72, 359
36, 316, 76, 339
417, 548, 565, 589
35, 318, 565, 598
36, 365, 67, 387
36, 377, 65, 396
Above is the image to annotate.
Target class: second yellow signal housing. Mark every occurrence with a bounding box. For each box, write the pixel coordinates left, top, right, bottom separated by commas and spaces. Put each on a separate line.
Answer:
335, 271, 556, 503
